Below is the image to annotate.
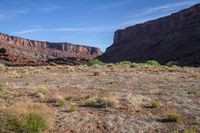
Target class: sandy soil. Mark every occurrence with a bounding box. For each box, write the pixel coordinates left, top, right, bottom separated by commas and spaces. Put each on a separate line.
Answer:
0, 64, 199, 133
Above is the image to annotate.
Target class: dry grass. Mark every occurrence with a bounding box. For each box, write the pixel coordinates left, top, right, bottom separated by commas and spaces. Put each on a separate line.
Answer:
84, 95, 118, 108
0, 64, 199, 132
164, 112, 183, 122
0, 101, 54, 132
149, 88, 164, 95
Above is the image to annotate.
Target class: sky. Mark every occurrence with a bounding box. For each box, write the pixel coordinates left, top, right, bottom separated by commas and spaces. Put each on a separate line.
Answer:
0, 0, 200, 51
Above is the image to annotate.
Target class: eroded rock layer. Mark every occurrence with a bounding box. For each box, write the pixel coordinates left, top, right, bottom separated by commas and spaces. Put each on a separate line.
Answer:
100, 4, 200, 66
0, 33, 102, 66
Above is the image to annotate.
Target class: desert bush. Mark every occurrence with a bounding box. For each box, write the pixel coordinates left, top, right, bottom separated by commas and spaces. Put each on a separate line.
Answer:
0, 63, 5, 70
187, 89, 197, 95
84, 96, 118, 108
144, 60, 161, 66
164, 112, 182, 122
84, 95, 90, 100
184, 128, 196, 133
35, 87, 48, 95
166, 61, 178, 67
118, 61, 132, 65
150, 101, 160, 109
68, 105, 77, 112
149, 88, 164, 95
0, 101, 53, 133
87, 59, 104, 66
93, 71, 101, 76
0, 83, 8, 99
54, 99, 65, 107
6, 114, 46, 133
65, 96, 73, 101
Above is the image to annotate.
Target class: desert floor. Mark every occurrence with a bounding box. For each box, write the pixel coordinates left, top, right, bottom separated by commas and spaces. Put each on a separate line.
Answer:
0, 64, 200, 133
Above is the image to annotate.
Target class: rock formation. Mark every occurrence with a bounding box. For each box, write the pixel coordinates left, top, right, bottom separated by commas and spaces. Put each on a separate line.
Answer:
0, 33, 102, 66
99, 4, 200, 66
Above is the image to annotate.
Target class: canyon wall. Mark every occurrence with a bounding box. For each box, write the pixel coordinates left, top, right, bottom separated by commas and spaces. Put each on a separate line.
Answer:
0, 33, 101, 65
100, 4, 200, 66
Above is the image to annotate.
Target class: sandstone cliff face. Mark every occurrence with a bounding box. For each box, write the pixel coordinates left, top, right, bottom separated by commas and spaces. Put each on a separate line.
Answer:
100, 4, 200, 66
0, 33, 102, 65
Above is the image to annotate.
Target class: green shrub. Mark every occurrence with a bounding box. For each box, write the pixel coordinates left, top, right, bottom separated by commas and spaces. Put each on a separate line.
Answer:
118, 61, 132, 65
6, 114, 46, 133
166, 61, 178, 67
87, 59, 104, 66
145, 60, 160, 66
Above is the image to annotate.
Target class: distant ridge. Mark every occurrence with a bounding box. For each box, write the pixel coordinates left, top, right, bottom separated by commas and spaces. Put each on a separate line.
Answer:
0, 32, 102, 66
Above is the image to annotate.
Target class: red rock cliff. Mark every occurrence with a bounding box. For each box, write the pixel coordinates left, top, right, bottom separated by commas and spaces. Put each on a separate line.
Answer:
100, 4, 200, 66
0, 33, 102, 65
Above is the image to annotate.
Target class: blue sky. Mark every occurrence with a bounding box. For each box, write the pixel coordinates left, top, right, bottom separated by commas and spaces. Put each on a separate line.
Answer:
0, 0, 200, 51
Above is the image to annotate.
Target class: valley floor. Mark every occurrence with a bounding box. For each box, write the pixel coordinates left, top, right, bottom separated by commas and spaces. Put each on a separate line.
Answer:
0, 64, 200, 133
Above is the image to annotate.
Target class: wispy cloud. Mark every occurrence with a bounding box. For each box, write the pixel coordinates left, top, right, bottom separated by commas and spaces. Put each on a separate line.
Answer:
13, 0, 200, 35
96, 0, 131, 9
13, 26, 116, 35
0, 14, 5, 19
13, 10, 28, 14
121, 0, 200, 26
131, 1, 198, 18
40, 5, 60, 12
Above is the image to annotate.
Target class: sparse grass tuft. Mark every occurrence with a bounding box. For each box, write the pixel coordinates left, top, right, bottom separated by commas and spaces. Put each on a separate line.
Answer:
0, 101, 53, 133
65, 96, 73, 101
166, 61, 178, 67
93, 71, 101, 76
35, 87, 48, 95
187, 89, 197, 95
184, 128, 196, 133
0, 83, 8, 99
54, 99, 65, 107
6, 114, 46, 133
87, 59, 104, 66
68, 105, 77, 112
150, 101, 160, 109
84, 95, 90, 100
164, 112, 182, 122
84, 96, 118, 108
149, 88, 164, 96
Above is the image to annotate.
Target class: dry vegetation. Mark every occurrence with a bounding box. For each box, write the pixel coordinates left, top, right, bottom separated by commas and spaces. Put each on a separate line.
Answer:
0, 63, 199, 133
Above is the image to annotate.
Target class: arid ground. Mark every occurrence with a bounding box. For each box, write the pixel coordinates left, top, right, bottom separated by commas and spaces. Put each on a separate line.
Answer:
0, 64, 200, 133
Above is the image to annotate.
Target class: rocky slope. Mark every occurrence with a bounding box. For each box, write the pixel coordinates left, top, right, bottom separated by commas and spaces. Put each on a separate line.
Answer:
99, 4, 200, 66
0, 33, 101, 65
